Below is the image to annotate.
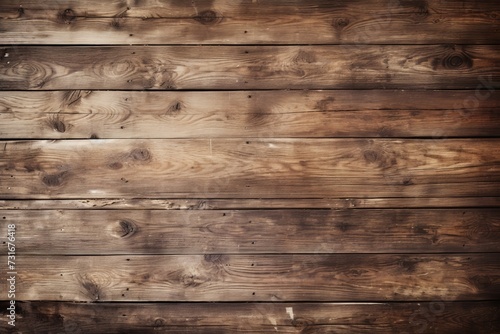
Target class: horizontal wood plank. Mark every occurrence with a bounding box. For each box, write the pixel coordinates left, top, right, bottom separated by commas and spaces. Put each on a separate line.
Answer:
1, 90, 499, 139
3, 197, 500, 210
1, 301, 498, 333
2, 254, 498, 301
1, 45, 499, 90
1, 139, 499, 199
1, 209, 498, 254
0, 0, 499, 44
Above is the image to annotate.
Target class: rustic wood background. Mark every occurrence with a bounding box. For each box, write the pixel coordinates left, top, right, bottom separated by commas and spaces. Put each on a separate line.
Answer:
1, 0, 499, 332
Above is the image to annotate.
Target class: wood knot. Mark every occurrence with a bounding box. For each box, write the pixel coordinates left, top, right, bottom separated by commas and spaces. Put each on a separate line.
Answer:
81, 280, 101, 301
129, 148, 152, 161
442, 52, 473, 70
58, 8, 76, 24
291, 317, 314, 328
118, 219, 138, 238
336, 222, 350, 232
42, 171, 69, 187
110, 18, 122, 29
204, 254, 227, 263
108, 162, 123, 170
48, 117, 66, 133
153, 318, 166, 328
398, 259, 418, 273
470, 275, 492, 290
193, 10, 222, 25
363, 150, 379, 163
165, 101, 183, 117
181, 274, 205, 287
293, 50, 316, 64
413, 0, 430, 18
332, 17, 350, 29
402, 177, 414, 186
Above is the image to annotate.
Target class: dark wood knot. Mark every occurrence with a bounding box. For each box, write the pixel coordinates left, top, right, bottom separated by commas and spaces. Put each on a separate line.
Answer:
332, 17, 350, 29
42, 171, 69, 187
129, 148, 152, 161
442, 52, 473, 70
53, 119, 66, 133
118, 219, 138, 238
363, 149, 379, 163
193, 10, 222, 25
59, 8, 76, 24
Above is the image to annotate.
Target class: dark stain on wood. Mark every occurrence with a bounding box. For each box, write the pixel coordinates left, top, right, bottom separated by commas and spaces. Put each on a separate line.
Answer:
363, 149, 380, 164
108, 162, 123, 170
399, 258, 419, 273
81, 280, 102, 301
42, 171, 70, 187
193, 10, 222, 25
110, 18, 123, 29
315, 96, 335, 110
337, 221, 350, 232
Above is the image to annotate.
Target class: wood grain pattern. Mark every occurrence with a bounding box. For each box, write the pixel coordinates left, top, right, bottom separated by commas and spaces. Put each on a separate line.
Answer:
1, 139, 499, 199
1, 90, 499, 139
1, 45, 499, 90
1, 209, 498, 254
3, 197, 500, 210
2, 254, 498, 301
0, 0, 499, 44
1, 301, 498, 333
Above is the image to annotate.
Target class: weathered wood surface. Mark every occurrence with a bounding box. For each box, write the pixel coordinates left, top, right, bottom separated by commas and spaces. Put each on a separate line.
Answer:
3, 197, 500, 210
1, 139, 499, 199
1, 209, 498, 254
1, 46, 499, 90
1, 90, 499, 139
1, 301, 499, 333
1, 254, 498, 301
0, 0, 499, 45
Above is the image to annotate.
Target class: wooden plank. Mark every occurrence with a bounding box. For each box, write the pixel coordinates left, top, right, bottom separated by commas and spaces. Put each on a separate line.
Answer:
1, 254, 498, 301
1, 209, 498, 255
1, 301, 498, 333
1, 46, 499, 90
1, 139, 499, 199
1, 90, 499, 139
0, 0, 499, 44
3, 197, 500, 210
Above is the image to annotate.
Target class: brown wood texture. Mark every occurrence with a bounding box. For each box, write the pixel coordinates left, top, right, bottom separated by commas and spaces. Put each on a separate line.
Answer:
1, 90, 499, 139
1, 45, 499, 90
1, 301, 498, 333
2, 197, 500, 210
1, 209, 498, 255
1, 139, 499, 199
0, 0, 499, 332
0, 254, 498, 302
0, 0, 499, 45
